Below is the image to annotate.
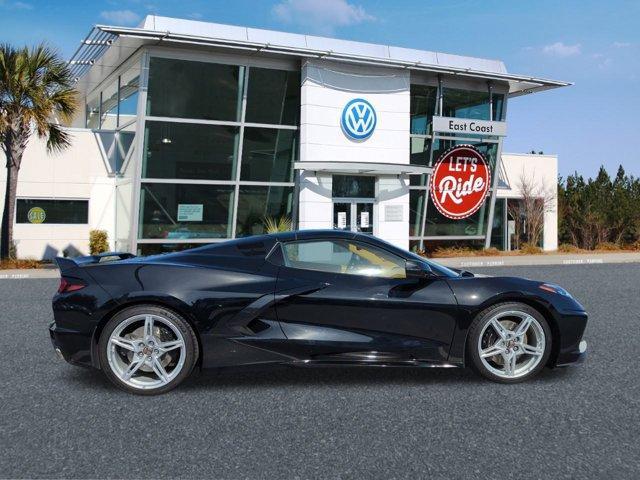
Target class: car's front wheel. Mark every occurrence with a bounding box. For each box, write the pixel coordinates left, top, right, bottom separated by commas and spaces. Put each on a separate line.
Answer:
467, 302, 551, 383
98, 305, 198, 395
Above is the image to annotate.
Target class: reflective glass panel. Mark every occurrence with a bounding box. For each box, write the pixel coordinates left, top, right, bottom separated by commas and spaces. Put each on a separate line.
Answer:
409, 190, 426, 237
332, 175, 375, 198
86, 95, 100, 129
240, 128, 296, 182
16, 199, 88, 224
137, 243, 204, 256
424, 198, 490, 236
100, 80, 118, 129
143, 121, 239, 180
245, 67, 300, 125
442, 88, 490, 120
138, 183, 234, 239
147, 57, 243, 121
410, 137, 431, 186
118, 66, 139, 126
492, 93, 505, 121
235, 186, 294, 237
410, 85, 437, 134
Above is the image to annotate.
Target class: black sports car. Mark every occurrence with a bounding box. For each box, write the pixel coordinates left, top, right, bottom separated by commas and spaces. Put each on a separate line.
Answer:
50, 230, 588, 395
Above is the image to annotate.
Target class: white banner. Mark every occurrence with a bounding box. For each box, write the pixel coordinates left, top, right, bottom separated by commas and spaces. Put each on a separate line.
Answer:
432, 116, 507, 136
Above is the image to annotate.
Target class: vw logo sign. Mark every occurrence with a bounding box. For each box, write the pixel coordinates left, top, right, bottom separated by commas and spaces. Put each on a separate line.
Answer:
341, 98, 377, 140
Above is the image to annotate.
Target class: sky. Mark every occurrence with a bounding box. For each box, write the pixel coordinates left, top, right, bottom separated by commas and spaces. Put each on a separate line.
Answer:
1, 0, 638, 179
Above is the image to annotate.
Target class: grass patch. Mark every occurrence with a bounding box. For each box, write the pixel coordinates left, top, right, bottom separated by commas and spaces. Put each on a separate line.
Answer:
0, 258, 44, 269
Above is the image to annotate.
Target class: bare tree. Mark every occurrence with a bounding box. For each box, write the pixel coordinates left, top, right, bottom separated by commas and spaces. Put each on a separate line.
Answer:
508, 170, 556, 249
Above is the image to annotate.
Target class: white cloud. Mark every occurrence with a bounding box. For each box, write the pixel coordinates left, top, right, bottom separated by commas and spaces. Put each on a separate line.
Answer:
188, 13, 203, 20
100, 9, 141, 25
0, 0, 33, 9
612, 41, 631, 48
272, 0, 375, 34
542, 42, 581, 57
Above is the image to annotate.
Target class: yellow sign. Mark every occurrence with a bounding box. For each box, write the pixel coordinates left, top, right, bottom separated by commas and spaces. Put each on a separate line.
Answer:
27, 207, 46, 224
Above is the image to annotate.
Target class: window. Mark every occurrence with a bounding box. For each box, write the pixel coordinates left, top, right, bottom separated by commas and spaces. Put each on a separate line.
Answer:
409, 190, 426, 237
138, 183, 234, 239
100, 80, 119, 129
442, 88, 490, 120
147, 57, 243, 121
235, 186, 294, 237
282, 240, 406, 278
492, 93, 505, 121
332, 175, 375, 198
118, 66, 140, 126
86, 95, 100, 129
143, 121, 239, 180
410, 85, 437, 134
240, 128, 297, 182
245, 67, 299, 125
16, 199, 88, 224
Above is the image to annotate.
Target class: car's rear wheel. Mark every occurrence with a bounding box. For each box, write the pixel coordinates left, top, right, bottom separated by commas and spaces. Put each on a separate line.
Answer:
467, 302, 551, 383
98, 305, 198, 395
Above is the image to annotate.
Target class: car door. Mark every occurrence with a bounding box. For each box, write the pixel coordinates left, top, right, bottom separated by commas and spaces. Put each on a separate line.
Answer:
272, 238, 459, 363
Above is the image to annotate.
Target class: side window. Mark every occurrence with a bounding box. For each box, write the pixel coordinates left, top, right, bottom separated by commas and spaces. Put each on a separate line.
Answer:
282, 240, 406, 279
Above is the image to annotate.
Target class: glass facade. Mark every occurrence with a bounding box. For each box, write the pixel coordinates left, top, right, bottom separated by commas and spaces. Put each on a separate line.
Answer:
410, 85, 438, 135
147, 57, 244, 121
442, 87, 491, 120
408, 79, 506, 250
235, 186, 294, 237
136, 56, 299, 253
142, 121, 239, 180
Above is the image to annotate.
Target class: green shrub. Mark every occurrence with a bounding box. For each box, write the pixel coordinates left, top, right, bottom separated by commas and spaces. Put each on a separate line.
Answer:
89, 230, 109, 255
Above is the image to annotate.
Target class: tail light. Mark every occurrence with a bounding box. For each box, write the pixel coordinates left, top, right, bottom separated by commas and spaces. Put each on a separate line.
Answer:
58, 277, 86, 294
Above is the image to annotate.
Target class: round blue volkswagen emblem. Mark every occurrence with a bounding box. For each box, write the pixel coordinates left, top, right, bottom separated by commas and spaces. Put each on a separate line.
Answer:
341, 98, 377, 140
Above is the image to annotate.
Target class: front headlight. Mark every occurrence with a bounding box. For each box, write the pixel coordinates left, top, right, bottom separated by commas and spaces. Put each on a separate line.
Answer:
539, 283, 573, 298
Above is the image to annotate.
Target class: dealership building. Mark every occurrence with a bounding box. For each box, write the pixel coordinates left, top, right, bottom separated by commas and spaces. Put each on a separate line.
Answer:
0, 15, 568, 259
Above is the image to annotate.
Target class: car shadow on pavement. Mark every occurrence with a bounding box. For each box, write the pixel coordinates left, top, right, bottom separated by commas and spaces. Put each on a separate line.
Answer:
62, 363, 575, 393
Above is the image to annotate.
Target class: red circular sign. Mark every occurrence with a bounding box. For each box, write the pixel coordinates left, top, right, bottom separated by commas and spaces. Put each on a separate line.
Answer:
429, 145, 491, 220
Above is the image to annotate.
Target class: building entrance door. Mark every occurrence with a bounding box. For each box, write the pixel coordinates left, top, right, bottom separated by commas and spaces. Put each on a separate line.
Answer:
333, 200, 374, 234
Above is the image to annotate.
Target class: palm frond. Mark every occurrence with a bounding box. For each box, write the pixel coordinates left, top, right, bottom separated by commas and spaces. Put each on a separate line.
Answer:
263, 215, 293, 234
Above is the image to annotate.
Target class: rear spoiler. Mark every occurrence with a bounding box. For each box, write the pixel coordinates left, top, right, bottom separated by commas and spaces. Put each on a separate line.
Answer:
55, 252, 136, 274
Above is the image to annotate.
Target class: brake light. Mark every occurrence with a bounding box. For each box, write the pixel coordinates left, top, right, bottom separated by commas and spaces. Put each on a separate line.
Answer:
58, 278, 86, 294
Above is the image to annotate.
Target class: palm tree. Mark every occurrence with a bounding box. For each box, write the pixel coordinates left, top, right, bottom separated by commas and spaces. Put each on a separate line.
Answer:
0, 43, 78, 258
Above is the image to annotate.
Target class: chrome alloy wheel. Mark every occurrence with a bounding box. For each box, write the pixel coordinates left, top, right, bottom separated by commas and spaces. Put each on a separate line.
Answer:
477, 310, 545, 379
107, 314, 186, 390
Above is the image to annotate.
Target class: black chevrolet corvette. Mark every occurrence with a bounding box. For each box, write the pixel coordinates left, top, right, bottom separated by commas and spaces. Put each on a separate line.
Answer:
50, 230, 588, 395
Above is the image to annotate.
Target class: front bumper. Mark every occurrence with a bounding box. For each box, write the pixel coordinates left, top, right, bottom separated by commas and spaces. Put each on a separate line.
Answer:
555, 339, 587, 367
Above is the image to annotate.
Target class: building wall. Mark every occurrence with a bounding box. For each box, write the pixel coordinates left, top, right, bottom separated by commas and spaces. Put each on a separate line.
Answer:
0, 128, 116, 259
298, 60, 411, 249
497, 153, 558, 251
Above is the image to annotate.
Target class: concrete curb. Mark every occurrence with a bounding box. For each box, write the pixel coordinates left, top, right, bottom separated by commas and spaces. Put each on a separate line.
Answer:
1, 252, 638, 278
0, 269, 59, 279
436, 252, 640, 268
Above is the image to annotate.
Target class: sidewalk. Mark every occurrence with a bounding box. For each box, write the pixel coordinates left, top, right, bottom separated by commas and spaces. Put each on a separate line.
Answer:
0, 251, 639, 279
436, 251, 640, 268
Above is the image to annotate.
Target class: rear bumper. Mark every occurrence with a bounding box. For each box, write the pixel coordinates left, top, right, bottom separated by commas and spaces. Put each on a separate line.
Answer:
49, 322, 94, 368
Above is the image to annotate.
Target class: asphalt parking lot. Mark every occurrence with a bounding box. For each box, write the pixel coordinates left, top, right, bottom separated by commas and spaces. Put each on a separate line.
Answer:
1, 263, 639, 479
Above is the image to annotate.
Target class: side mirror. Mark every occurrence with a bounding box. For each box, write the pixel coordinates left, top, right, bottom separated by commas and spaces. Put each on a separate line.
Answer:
405, 260, 433, 279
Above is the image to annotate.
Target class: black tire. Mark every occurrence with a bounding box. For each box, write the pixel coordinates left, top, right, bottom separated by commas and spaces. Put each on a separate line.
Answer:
467, 302, 552, 384
98, 305, 199, 395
